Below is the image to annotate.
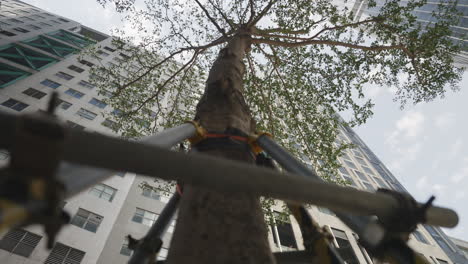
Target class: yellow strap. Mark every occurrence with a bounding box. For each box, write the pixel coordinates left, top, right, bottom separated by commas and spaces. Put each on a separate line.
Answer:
0, 200, 28, 232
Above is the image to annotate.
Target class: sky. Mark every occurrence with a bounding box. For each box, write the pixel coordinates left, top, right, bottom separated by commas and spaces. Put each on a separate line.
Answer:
22, 0, 468, 241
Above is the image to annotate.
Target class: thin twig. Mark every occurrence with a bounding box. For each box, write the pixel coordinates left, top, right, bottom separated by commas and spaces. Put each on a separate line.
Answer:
194, 0, 227, 38
247, 0, 277, 27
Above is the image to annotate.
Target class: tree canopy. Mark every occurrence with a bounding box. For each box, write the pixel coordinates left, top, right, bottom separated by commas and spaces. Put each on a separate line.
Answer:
90, 0, 463, 181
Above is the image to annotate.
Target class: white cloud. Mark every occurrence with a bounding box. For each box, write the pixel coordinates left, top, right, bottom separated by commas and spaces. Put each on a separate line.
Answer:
447, 139, 463, 160
385, 111, 425, 171
434, 112, 456, 131
450, 156, 468, 184
416, 175, 428, 190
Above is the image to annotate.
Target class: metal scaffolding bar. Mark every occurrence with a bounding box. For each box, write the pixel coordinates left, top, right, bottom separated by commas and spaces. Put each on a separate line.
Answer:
129, 192, 180, 264
255, 135, 446, 263
58, 123, 196, 197
0, 111, 458, 229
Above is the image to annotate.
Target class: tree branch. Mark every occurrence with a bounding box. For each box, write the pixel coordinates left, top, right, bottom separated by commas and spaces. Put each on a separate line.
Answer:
207, 0, 235, 30
114, 36, 228, 96
309, 17, 383, 39
129, 50, 202, 115
247, 0, 277, 27
194, 0, 227, 38
246, 0, 256, 25
253, 37, 406, 52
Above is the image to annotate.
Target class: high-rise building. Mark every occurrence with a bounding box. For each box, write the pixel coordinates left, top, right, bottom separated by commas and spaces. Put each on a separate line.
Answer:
351, 0, 468, 67
0, 0, 466, 263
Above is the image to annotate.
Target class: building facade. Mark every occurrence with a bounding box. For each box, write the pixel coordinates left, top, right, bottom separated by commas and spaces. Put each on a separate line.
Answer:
351, 0, 468, 67
0, 0, 465, 263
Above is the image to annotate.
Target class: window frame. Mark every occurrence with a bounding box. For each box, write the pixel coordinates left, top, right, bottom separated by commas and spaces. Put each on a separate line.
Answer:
70, 208, 103, 233
23, 88, 47, 99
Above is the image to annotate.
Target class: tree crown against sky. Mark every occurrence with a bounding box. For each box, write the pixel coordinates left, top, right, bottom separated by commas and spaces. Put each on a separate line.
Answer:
89, 0, 464, 182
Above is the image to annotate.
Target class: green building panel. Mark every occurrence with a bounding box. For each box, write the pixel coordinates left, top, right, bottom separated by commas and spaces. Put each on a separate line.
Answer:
0, 44, 58, 71
0, 62, 31, 88
23, 36, 79, 57
47, 30, 95, 48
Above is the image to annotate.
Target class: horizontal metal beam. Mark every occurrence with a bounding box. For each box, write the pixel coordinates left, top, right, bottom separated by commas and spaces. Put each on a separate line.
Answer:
0, 111, 458, 228
58, 123, 196, 196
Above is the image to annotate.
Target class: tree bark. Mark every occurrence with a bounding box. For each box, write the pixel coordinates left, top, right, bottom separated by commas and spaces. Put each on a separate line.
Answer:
166, 33, 275, 263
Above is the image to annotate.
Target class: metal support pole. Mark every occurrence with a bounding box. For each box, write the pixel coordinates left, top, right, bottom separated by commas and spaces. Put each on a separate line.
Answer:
0, 112, 458, 229
255, 135, 452, 263
58, 123, 196, 197
128, 192, 180, 264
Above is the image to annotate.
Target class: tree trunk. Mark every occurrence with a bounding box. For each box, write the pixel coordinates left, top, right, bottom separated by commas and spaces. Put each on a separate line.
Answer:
166, 33, 275, 263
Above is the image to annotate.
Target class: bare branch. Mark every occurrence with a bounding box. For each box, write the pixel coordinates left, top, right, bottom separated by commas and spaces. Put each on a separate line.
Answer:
256, 18, 326, 35
130, 50, 202, 115
207, 0, 235, 30
114, 36, 228, 96
309, 17, 383, 39
247, 0, 277, 27
246, 0, 256, 25
252, 37, 406, 52
194, 0, 227, 38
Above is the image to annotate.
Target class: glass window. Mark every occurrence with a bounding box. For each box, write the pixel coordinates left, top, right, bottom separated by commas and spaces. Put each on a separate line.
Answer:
104, 46, 116, 52
373, 177, 388, 188
1, 98, 28, 111
0, 229, 42, 257
55, 71, 74, 80
132, 208, 158, 226
44, 242, 85, 264
102, 119, 119, 130
317, 206, 335, 216
7, 18, 23, 24
0, 21, 11, 26
361, 166, 374, 175
112, 109, 124, 117
23, 88, 46, 99
65, 88, 84, 99
50, 20, 60, 24
89, 183, 117, 202
40, 79, 61, 89
66, 121, 85, 130
13, 27, 29, 33
97, 50, 110, 57
355, 157, 368, 166
339, 167, 349, 175
55, 99, 72, 110
352, 149, 363, 158
76, 108, 97, 120
26, 24, 41, 30
344, 160, 357, 169
120, 238, 133, 256
70, 208, 103, 233
0, 30, 16, 36
271, 211, 297, 249
331, 228, 359, 264
89, 98, 107, 109
58, 18, 69, 23
68, 65, 84, 73
413, 230, 429, 244
141, 187, 169, 203
354, 170, 368, 181
32, 14, 46, 19
38, 22, 52, 27
362, 182, 375, 191
77, 80, 95, 89
78, 59, 95, 67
